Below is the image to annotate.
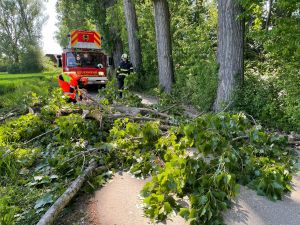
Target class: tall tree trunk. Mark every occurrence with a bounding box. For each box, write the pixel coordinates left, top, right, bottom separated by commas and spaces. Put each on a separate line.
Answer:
112, 35, 123, 68
153, 0, 174, 93
123, 0, 143, 73
108, 4, 124, 69
214, 0, 244, 112
265, 0, 273, 31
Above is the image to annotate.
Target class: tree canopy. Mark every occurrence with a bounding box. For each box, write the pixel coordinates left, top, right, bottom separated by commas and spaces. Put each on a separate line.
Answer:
0, 0, 45, 73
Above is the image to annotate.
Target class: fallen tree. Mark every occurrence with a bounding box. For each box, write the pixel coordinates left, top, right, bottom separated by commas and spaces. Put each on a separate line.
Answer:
36, 160, 101, 225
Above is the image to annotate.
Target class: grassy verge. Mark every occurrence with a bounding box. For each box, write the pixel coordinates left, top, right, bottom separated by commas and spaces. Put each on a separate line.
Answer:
0, 72, 58, 111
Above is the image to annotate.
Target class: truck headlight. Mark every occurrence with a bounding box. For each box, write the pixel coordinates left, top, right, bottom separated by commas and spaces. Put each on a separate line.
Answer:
98, 71, 105, 76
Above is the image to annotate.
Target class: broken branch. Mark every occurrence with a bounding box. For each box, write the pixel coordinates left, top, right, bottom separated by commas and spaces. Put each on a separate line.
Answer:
36, 160, 97, 225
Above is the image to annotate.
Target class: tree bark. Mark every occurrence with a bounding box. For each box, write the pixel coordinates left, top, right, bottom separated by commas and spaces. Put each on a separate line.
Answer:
153, 0, 174, 93
214, 0, 244, 112
123, 0, 143, 73
112, 34, 124, 68
265, 0, 273, 31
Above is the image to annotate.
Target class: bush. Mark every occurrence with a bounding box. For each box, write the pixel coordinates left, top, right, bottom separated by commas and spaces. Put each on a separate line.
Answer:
0, 65, 7, 72
7, 64, 21, 74
42, 56, 58, 72
20, 45, 44, 73
235, 61, 300, 132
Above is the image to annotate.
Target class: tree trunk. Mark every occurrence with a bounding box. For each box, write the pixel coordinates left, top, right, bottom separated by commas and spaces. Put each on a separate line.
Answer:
214, 0, 244, 112
36, 161, 97, 225
112, 34, 123, 68
153, 0, 174, 93
265, 0, 273, 31
123, 0, 143, 73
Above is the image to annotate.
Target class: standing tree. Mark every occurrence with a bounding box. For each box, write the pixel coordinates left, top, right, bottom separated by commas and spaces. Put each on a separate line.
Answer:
0, 0, 45, 72
123, 0, 143, 73
214, 0, 244, 112
153, 0, 174, 93
0, 0, 22, 64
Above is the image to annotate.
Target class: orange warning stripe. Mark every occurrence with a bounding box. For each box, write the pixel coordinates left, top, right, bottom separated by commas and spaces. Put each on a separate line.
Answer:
94, 41, 101, 48
95, 38, 101, 43
94, 32, 100, 40
71, 31, 78, 47
94, 33, 101, 48
71, 38, 78, 43
94, 34, 100, 43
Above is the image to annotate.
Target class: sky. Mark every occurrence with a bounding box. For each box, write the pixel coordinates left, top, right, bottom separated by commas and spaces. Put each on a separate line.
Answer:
41, 0, 62, 55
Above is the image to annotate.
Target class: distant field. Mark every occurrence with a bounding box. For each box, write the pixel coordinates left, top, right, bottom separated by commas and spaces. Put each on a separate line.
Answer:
0, 72, 55, 80
0, 72, 58, 110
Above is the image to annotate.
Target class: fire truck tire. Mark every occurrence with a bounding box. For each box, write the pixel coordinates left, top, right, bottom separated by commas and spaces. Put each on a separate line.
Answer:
98, 84, 106, 89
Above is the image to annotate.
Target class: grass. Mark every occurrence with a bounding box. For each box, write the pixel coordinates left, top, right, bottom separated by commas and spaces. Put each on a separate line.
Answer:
0, 72, 58, 111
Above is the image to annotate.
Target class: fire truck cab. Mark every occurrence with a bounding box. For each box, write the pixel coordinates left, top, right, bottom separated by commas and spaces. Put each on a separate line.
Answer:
58, 30, 111, 86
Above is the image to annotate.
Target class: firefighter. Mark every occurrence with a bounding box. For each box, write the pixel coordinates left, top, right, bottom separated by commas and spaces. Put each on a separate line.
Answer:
58, 72, 88, 103
116, 53, 133, 98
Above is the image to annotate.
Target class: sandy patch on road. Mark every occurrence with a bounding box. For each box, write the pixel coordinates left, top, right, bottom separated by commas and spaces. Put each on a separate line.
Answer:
94, 172, 188, 225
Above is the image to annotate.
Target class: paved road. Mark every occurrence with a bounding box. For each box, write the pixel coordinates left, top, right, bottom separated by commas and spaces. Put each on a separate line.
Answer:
94, 172, 188, 225
224, 173, 300, 225
92, 171, 300, 225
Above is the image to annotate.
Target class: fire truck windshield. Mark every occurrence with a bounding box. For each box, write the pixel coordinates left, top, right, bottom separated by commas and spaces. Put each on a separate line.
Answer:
66, 52, 107, 68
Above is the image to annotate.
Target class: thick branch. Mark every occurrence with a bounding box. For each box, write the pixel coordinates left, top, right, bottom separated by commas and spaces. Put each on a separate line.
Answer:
112, 105, 170, 118
36, 160, 97, 225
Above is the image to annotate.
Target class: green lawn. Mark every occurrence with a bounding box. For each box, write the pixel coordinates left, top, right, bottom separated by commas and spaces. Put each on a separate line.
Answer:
0, 72, 58, 111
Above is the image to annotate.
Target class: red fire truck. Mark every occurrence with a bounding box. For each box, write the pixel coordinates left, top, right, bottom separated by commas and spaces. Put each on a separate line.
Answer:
57, 30, 112, 86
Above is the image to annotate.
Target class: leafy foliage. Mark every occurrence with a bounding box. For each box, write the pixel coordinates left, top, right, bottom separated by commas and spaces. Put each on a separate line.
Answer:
0, 83, 298, 225
140, 113, 297, 224
0, 87, 106, 224
99, 75, 142, 107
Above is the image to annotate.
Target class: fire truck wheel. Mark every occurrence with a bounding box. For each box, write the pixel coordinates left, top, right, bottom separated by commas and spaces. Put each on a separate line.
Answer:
98, 84, 106, 89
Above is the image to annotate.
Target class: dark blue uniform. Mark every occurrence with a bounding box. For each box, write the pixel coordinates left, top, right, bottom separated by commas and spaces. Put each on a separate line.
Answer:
116, 60, 133, 98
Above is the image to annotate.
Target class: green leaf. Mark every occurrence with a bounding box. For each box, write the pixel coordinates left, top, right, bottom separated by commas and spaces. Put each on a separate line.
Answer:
34, 193, 53, 209
164, 202, 172, 213
179, 208, 190, 220
200, 207, 206, 217
199, 195, 208, 205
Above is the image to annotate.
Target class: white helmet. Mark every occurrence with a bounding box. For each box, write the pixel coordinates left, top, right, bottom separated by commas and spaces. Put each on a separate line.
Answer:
121, 53, 128, 60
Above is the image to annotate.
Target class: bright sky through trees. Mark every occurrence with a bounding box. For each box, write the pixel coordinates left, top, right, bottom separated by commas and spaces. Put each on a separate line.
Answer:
42, 0, 62, 54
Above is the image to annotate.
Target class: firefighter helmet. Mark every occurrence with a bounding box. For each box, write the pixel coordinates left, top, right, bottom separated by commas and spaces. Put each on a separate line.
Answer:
121, 53, 128, 60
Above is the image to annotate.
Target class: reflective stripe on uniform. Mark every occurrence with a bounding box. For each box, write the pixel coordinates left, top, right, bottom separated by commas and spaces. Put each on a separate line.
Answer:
62, 74, 71, 82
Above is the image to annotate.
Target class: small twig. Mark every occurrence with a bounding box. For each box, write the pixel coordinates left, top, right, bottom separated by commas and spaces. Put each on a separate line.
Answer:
23, 127, 60, 145
63, 148, 100, 164
232, 136, 249, 142
0, 108, 18, 122
126, 136, 143, 141
1, 108, 18, 117
244, 112, 258, 126
194, 111, 205, 120
160, 103, 178, 113
109, 114, 158, 121
3, 127, 60, 157
83, 92, 110, 114
218, 101, 232, 113
87, 180, 95, 189
81, 154, 86, 172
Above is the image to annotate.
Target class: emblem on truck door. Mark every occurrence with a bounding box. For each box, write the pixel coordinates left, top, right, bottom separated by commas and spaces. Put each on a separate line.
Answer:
83, 35, 89, 41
